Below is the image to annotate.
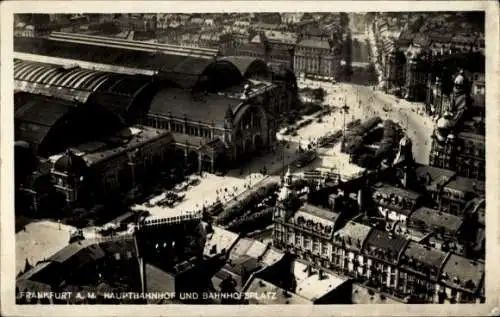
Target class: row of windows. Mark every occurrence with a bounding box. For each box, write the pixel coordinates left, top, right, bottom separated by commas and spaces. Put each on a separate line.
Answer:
146, 117, 213, 139
283, 235, 481, 303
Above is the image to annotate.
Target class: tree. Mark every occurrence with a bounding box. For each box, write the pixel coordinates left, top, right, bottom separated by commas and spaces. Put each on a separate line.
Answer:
312, 87, 326, 103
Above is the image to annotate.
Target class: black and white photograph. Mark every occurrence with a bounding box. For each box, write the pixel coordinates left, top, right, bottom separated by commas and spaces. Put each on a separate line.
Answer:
1, 1, 498, 316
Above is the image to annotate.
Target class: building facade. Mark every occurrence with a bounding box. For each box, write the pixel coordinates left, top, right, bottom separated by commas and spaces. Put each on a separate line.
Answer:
294, 38, 342, 79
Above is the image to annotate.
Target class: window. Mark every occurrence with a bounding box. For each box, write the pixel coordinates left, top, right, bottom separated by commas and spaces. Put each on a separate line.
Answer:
313, 239, 319, 253
322, 242, 329, 256
295, 234, 301, 246
304, 236, 311, 250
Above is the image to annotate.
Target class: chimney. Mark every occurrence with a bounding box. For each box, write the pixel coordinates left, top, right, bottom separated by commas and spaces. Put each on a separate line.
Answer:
307, 265, 313, 277
318, 268, 324, 280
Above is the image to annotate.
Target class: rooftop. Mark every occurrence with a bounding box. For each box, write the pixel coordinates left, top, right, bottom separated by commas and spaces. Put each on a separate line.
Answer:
445, 176, 483, 196
263, 30, 298, 44
409, 207, 464, 233
297, 38, 331, 50
415, 165, 456, 189
145, 263, 176, 293
292, 259, 349, 302
365, 229, 408, 258
373, 183, 421, 201
260, 247, 285, 267
402, 241, 448, 269
298, 203, 338, 222
245, 278, 311, 304
15, 93, 75, 146
64, 125, 172, 166
441, 254, 484, 293
333, 221, 373, 252
148, 88, 242, 126
203, 225, 239, 258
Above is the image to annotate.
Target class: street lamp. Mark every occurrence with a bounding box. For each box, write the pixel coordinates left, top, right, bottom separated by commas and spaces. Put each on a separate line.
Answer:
341, 96, 350, 150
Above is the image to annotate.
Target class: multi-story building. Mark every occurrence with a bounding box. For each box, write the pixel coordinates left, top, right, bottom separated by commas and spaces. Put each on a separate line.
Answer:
371, 183, 421, 223
362, 229, 409, 291
237, 31, 296, 69
272, 170, 359, 268
331, 221, 373, 277
406, 207, 465, 254
15, 94, 175, 208
397, 241, 448, 302
403, 45, 430, 101
14, 35, 300, 173
438, 254, 485, 303
429, 73, 485, 181
437, 177, 484, 216
294, 38, 342, 79
384, 48, 406, 94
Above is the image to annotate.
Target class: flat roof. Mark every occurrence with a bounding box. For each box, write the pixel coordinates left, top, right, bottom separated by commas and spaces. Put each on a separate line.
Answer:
148, 88, 242, 126
68, 125, 172, 166
293, 259, 348, 301
245, 278, 311, 304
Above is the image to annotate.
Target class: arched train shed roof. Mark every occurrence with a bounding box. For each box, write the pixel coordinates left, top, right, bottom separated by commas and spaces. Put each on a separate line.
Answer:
15, 92, 125, 157
219, 56, 270, 79
14, 37, 254, 91
14, 59, 155, 122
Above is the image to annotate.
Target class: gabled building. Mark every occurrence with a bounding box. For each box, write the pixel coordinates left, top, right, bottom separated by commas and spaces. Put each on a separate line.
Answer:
371, 183, 421, 223
397, 241, 449, 303
438, 254, 484, 303
362, 229, 409, 291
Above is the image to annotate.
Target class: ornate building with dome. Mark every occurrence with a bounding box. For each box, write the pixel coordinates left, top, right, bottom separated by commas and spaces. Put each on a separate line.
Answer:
272, 168, 360, 268
14, 33, 301, 175
429, 72, 485, 180
15, 90, 175, 211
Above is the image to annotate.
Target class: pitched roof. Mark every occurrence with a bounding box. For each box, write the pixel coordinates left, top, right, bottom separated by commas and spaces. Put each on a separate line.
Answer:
145, 263, 176, 293
219, 56, 268, 77
415, 164, 456, 189
374, 184, 421, 201
203, 226, 239, 257
333, 221, 372, 252
409, 207, 463, 233
365, 229, 408, 257
298, 203, 338, 222
441, 254, 484, 293
15, 94, 75, 145
402, 241, 448, 269
445, 176, 482, 196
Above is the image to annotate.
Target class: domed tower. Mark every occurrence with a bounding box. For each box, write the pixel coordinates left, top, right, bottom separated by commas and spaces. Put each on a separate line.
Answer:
51, 149, 87, 203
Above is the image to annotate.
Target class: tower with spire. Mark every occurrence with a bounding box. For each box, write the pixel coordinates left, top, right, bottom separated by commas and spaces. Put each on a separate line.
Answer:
274, 166, 298, 221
